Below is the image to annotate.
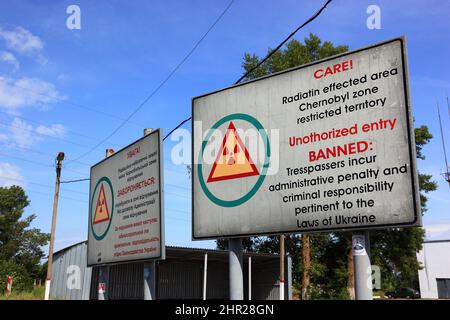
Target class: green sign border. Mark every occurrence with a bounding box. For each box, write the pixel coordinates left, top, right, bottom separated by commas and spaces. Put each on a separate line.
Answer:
90, 176, 114, 241
198, 113, 270, 207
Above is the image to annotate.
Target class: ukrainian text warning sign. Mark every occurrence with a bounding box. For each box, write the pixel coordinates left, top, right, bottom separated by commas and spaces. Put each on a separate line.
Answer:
192, 37, 421, 239
88, 130, 164, 265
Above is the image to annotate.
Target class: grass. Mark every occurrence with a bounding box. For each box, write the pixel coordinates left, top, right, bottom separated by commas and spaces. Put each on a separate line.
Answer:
0, 286, 45, 300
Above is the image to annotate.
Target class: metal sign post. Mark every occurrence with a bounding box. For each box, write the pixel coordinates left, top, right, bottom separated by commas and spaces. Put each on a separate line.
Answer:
352, 231, 373, 300
143, 261, 156, 300
248, 256, 252, 300
203, 253, 208, 300
97, 148, 115, 301
98, 266, 109, 300
279, 234, 285, 300
142, 128, 157, 301
229, 238, 244, 300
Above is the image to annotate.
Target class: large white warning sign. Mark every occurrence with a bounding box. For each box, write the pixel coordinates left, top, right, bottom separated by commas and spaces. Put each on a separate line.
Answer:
192, 37, 421, 239
88, 130, 164, 266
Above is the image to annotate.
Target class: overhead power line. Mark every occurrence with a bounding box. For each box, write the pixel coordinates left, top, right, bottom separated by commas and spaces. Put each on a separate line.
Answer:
0, 175, 88, 195
163, 117, 191, 141
447, 96, 450, 127
60, 178, 90, 184
0, 151, 86, 176
26, 188, 88, 204
59, 166, 189, 184
9, 82, 144, 127
161, 0, 334, 142
67, 0, 235, 163
438, 101, 450, 187
234, 0, 333, 84
0, 142, 91, 167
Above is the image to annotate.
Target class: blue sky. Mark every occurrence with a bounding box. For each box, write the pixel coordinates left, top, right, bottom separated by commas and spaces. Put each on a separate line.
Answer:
0, 0, 449, 253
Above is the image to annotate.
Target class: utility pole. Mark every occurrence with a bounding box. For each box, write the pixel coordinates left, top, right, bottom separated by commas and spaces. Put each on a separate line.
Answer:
44, 152, 65, 300
279, 234, 285, 300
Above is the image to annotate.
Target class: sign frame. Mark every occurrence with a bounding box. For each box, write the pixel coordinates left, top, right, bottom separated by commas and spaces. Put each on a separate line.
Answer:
191, 36, 421, 240
87, 129, 165, 267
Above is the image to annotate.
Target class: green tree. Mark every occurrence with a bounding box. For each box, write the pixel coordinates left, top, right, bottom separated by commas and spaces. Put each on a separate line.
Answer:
0, 186, 50, 292
216, 33, 437, 299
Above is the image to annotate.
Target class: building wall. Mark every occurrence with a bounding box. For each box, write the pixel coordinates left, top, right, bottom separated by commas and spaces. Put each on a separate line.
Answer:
51, 241, 92, 300
417, 240, 450, 299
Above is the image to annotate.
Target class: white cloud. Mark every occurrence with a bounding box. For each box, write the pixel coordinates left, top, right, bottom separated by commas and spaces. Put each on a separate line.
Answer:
36, 124, 65, 138
9, 117, 34, 148
425, 223, 450, 240
1, 117, 66, 148
57, 74, 67, 81
0, 51, 19, 70
0, 26, 43, 54
0, 162, 25, 187
0, 76, 64, 113
0, 133, 7, 142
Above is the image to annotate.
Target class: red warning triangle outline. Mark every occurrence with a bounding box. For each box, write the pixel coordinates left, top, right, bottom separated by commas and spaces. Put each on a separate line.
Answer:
93, 183, 110, 224
207, 121, 259, 183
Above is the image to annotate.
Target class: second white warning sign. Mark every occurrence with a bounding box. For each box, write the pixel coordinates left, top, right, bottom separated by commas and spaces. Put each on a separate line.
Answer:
88, 130, 164, 266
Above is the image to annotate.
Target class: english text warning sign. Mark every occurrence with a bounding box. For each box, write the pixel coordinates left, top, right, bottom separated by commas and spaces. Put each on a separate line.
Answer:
192, 37, 421, 239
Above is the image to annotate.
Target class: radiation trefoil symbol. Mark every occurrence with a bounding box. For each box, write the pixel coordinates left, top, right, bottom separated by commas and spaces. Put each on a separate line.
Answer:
93, 184, 110, 224
198, 113, 270, 208
207, 121, 259, 183
90, 177, 114, 241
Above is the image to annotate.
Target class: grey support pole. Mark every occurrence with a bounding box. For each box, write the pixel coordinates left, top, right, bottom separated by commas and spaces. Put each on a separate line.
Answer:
287, 254, 293, 300
143, 261, 156, 300
98, 148, 115, 300
98, 266, 109, 300
279, 234, 285, 300
248, 256, 252, 300
229, 238, 244, 300
143, 128, 157, 301
203, 253, 208, 300
352, 231, 373, 300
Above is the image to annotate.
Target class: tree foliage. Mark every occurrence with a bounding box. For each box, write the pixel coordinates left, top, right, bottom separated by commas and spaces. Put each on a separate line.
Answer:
216, 33, 437, 298
0, 186, 50, 292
